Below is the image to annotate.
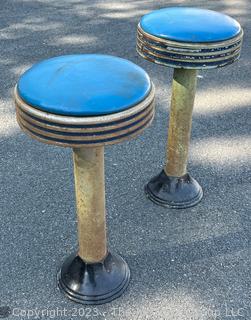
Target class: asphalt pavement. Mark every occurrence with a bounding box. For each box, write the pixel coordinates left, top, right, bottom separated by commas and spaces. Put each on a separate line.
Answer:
0, 1, 250, 319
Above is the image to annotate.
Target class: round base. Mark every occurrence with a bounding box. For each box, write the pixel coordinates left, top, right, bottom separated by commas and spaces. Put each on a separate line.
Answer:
58, 252, 130, 305
145, 170, 203, 209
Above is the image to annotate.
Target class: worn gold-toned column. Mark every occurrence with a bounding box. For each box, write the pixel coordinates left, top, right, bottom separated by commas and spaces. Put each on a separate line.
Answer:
165, 69, 197, 177
137, 7, 243, 208
73, 147, 107, 263
144, 68, 202, 208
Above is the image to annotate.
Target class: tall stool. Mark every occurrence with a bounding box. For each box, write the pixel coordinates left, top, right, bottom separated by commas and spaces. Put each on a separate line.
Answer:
14, 54, 155, 304
137, 7, 243, 208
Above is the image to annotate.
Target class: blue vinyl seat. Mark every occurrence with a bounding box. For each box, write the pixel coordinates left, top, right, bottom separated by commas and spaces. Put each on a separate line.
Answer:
137, 7, 243, 69
15, 54, 155, 147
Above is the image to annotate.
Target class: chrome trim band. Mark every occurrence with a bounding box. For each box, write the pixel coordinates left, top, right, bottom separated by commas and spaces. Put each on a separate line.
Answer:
137, 24, 243, 69
15, 85, 155, 147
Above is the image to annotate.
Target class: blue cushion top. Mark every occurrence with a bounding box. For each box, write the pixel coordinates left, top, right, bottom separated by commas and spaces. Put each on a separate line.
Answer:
140, 7, 241, 43
17, 54, 151, 116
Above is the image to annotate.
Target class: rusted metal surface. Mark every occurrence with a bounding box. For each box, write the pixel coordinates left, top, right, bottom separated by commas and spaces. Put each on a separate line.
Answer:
136, 24, 243, 69
73, 147, 107, 263
14, 85, 155, 148
165, 68, 197, 177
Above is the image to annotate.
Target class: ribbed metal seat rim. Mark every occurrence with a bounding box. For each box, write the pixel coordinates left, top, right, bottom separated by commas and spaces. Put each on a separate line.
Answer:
137, 24, 243, 69
14, 84, 155, 148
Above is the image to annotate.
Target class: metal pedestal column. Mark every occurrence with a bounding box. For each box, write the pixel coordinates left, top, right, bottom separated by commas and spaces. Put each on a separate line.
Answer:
58, 147, 130, 304
145, 68, 203, 208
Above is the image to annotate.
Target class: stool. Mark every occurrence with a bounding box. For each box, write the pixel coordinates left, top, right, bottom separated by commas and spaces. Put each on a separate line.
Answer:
14, 54, 155, 304
136, 7, 243, 208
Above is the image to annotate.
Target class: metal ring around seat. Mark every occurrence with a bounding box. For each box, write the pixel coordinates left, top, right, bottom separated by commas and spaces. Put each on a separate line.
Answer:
14, 84, 155, 148
137, 24, 243, 69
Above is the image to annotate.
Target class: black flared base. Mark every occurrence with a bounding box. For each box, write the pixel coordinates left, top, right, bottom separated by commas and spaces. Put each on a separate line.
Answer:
145, 170, 203, 209
58, 252, 130, 305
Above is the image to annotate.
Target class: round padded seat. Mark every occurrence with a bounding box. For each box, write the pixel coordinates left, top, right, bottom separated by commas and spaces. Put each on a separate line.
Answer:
15, 54, 155, 147
137, 7, 243, 69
